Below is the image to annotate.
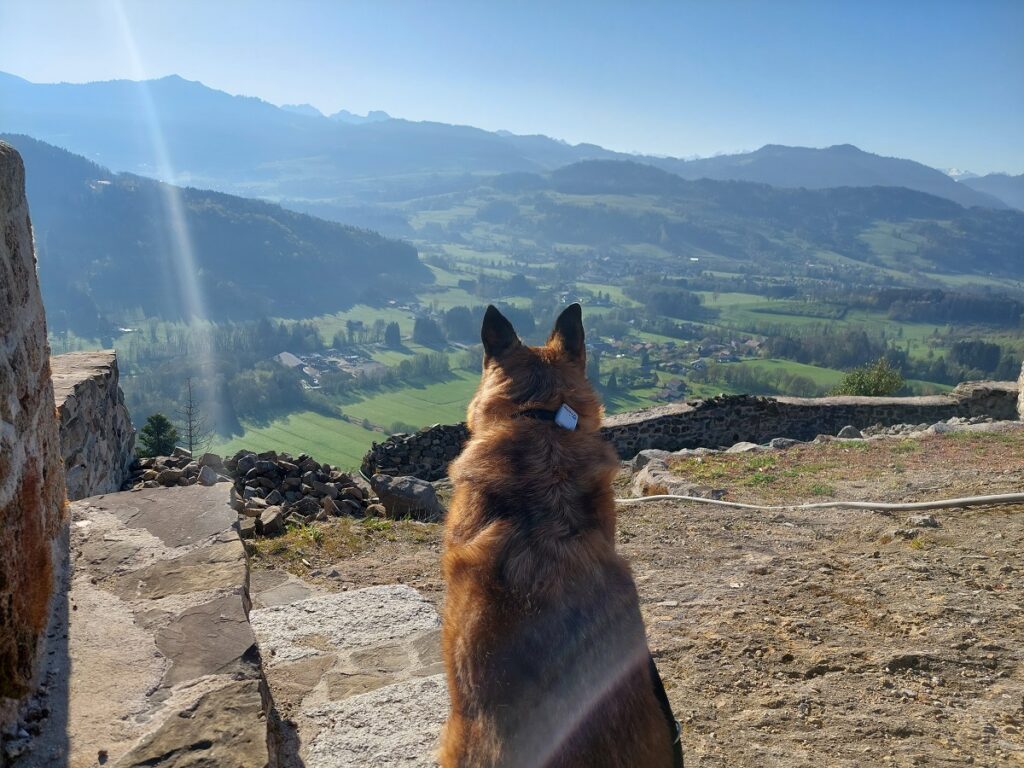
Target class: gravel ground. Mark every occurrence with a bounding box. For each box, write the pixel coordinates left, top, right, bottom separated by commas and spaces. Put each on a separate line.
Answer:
255, 425, 1024, 767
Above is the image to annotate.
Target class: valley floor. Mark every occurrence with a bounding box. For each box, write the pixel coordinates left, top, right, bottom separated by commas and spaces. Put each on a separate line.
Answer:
252, 426, 1024, 766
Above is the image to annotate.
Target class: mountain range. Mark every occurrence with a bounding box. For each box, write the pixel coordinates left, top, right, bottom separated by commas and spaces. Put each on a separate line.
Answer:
421, 159, 1024, 282
960, 173, 1024, 212
0, 71, 1015, 212
2, 133, 430, 335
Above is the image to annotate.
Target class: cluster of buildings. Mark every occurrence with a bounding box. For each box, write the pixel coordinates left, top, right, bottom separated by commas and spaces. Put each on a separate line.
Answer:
272, 349, 386, 389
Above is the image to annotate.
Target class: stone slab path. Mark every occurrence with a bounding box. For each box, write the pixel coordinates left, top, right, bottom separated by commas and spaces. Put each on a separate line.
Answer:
20, 485, 270, 768
249, 581, 448, 767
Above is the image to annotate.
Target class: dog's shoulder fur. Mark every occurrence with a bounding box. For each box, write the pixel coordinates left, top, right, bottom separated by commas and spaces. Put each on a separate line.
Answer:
439, 304, 674, 768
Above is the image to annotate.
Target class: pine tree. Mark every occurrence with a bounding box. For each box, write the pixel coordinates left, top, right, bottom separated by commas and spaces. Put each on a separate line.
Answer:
384, 321, 402, 348
138, 413, 178, 457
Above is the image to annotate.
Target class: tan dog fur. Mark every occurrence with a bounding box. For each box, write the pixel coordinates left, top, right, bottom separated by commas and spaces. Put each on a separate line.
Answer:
439, 304, 674, 768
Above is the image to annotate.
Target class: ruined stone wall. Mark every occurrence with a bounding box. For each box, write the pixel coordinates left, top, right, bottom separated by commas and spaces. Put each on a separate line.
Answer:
0, 141, 66, 724
362, 380, 1020, 479
361, 423, 469, 482
1018, 363, 1024, 420
51, 351, 136, 501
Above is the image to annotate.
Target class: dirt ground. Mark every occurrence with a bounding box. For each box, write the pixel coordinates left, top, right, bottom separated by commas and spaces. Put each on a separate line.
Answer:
252, 427, 1024, 767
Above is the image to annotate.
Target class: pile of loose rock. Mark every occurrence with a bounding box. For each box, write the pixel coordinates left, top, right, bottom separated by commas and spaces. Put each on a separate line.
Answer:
125, 447, 231, 489
861, 414, 995, 437
124, 447, 447, 539
223, 450, 380, 539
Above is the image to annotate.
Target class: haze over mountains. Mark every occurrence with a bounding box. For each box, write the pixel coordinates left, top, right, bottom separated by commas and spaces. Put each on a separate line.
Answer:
0, 71, 1017, 212
961, 173, 1024, 212
2, 133, 428, 335
6, 128, 1023, 345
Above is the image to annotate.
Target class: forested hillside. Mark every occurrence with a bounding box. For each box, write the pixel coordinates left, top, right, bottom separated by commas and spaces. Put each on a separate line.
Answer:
5, 134, 430, 336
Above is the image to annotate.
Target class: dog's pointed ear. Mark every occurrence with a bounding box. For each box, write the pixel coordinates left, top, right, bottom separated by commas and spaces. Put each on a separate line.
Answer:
481, 305, 520, 361
548, 303, 585, 365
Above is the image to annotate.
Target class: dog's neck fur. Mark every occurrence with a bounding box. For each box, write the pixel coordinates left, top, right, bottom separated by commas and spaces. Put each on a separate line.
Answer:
447, 417, 620, 601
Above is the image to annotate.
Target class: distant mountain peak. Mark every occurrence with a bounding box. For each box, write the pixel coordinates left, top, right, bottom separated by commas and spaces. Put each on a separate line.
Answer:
329, 109, 392, 125
946, 168, 979, 181
280, 103, 325, 118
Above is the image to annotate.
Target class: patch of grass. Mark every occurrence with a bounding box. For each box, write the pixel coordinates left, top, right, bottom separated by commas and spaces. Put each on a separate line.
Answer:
890, 440, 921, 454
249, 516, 442, 577
341, 370, 480, 430
745, 455, 777, 470
362, 517, 392, 533
743, 471, 776, 488
211, 411, 380, 470
672, 457, 730, 483
249, 518, 363, 564
808, 483, 836, 497
841, 441, 874, 452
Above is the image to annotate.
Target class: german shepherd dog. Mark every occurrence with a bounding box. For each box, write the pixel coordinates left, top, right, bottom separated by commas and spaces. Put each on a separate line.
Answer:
440, 304, 680, 768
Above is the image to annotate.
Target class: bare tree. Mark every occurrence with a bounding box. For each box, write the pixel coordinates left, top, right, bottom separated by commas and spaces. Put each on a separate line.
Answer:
176, 377, 213, 455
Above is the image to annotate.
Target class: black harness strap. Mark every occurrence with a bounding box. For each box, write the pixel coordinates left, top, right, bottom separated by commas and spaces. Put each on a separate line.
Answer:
648, 654, 684, 768
516, 407, 559, 422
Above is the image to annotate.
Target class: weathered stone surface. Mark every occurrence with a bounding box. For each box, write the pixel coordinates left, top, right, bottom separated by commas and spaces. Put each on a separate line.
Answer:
197, 464, 219, 486
725, 441, 761, 453
259, 506, 285, 536
370, 474, 443, 521
0, 140, 66, 727
252, 585, 439, 662
304, 675, 447, 768
628, 449, 672, 471
98, 485, 236, 548
837, 425, 863, 439
250, 585, 444, 767
155, 594, 258, 686
114, 679, 269, 768
108, 538, 246, 600
18, 484, 269, 768
157, 468, 184, 486
633, 458, 725, 500
198, 452, 224, 470
51, 350, 135, 500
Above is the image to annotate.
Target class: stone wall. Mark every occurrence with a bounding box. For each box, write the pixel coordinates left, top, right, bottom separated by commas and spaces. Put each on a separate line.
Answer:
0, 141, 66, 725
51, 351, 136, 501
362, 380, 1020, 479
362, 423, 469, 482
601, 380, 1018, 458
1018, 362, 1024, 420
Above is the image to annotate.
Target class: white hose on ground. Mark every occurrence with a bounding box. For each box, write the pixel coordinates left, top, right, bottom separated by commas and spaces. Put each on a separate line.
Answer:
613, 492, 1024, 512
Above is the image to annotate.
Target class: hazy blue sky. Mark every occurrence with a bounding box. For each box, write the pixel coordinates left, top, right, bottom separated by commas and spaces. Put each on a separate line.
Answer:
2, 0, 1021, 173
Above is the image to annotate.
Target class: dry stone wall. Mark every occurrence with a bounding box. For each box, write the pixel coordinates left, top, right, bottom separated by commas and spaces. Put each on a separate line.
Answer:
361, 423, 468, 482
51, 351, 136, 501
0, 141, 66, 725
1018, 362, 1024, 420
362, 380, 1020, 480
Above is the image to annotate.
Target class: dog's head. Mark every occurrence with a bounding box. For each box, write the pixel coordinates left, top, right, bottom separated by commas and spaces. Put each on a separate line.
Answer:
466, 303, 603, 433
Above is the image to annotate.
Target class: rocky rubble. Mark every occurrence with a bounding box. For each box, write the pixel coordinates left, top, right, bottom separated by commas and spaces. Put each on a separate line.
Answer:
224, 449, 377, 538
124, 447, 232, 490
124, 448, 446, 538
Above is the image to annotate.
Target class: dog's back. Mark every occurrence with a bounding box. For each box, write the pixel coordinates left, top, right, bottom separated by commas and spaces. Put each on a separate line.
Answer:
440, 305, 676, 768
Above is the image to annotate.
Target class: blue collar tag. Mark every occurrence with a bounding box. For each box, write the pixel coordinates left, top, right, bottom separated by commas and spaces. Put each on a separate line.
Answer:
554, 403, 578, 431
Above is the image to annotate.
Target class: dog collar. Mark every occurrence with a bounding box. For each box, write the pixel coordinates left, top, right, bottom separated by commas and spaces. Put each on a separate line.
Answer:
516, 403, 578, 431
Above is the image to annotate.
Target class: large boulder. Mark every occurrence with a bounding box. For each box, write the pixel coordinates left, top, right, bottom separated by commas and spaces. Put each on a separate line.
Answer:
258, 506, 285, 537
370, 474, 444, 522
197, 465, 219, 486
